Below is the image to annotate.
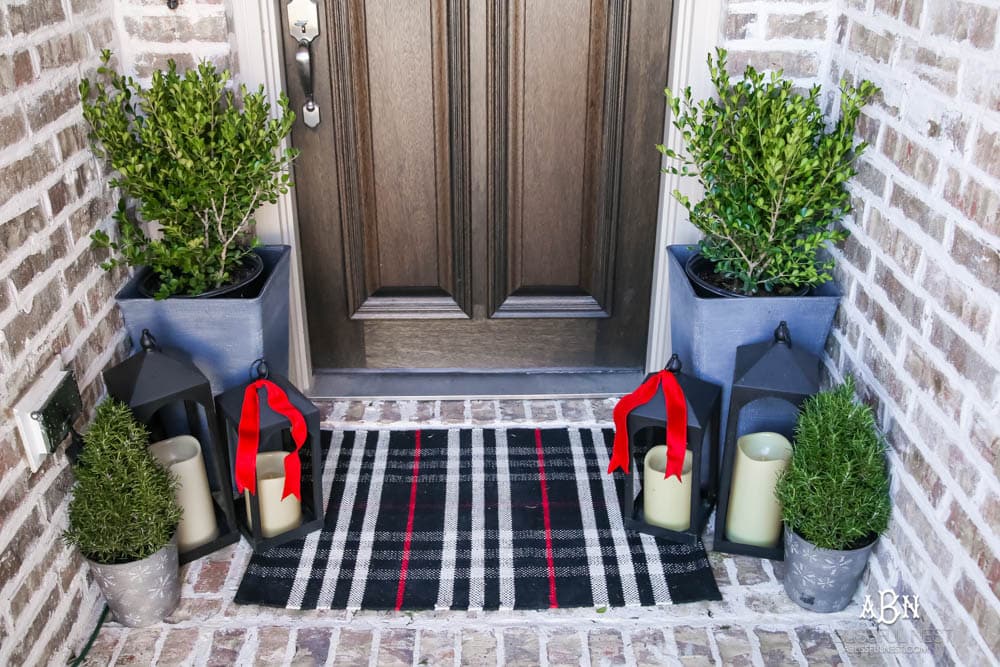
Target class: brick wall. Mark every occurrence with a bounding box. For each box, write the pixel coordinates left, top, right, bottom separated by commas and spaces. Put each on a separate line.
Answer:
114, 0, 235, 79
0, 0, 126, 664
724, 0, 1000, 662
0, 1, 234, 664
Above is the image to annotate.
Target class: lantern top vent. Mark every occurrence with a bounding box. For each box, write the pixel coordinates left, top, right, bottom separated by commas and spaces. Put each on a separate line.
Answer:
628, 355, 721, 431
104, 330, 211, 411
732, 321, 821, 396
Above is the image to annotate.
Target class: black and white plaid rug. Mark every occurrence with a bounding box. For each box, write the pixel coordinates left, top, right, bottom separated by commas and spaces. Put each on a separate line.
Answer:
235, 428, 720, 610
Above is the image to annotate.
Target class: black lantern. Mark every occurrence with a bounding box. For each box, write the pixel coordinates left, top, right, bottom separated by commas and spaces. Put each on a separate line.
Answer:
104, 330, 239, 564
615, 355, 722, 544
713, 321, 821, 560
216, 361, 323, 551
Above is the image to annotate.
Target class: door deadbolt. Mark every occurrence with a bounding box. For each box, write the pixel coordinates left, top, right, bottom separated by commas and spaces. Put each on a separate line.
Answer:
287, 0, 320, 128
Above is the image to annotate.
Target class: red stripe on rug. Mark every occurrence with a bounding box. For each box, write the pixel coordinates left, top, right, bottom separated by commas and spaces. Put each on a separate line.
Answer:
395, 429, 422, 610
534, 428, 559, 609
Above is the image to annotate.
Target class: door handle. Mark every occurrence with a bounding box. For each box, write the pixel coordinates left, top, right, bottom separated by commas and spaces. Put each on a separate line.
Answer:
287, 0, 320, 128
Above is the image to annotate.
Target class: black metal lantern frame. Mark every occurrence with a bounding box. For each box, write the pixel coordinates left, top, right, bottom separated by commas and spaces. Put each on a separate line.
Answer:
104, 330, 240, 564
616, 355, 722, 545
217, 362, 324, 551
713, 322, 821, 560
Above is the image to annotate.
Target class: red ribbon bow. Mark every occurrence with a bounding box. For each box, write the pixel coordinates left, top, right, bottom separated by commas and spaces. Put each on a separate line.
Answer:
235, 379, 307, 501
607, 369, 688, 480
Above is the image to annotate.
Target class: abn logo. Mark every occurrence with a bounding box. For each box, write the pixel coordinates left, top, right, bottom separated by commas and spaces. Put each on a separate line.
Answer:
860, 590, 921, 625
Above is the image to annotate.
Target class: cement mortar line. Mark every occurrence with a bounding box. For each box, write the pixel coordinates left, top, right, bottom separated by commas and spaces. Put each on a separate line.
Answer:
843, 4, 1000, 74
2, 265, 120, 388
869, 519, 969, 665
122, 604, 871, 631
115, 618, 874, 639
895, 470, 1000, 614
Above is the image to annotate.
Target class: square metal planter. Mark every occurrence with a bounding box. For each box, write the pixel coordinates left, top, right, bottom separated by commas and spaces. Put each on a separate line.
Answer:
666, 245, 840, 445
115, 245, 291, 395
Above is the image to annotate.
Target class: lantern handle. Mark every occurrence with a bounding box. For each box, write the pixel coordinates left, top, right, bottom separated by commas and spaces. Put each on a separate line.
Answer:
665, 353, 682, 373
139, 329, 159, 351
250, 358, 270, 381
774, 321, 792, 346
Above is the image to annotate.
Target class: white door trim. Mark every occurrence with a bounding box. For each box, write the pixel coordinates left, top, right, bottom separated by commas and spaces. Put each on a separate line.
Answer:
231, 0, 723, 382
231, 0, 313, 388
645, 0, 723, 372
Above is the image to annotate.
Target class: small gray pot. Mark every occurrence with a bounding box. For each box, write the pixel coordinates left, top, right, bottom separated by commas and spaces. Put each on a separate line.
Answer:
783, 529, 876, 613
87, 538, 180, 627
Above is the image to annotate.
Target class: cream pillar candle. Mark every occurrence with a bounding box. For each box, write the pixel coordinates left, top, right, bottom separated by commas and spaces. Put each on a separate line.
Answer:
643, 446, 693, 531
245, 451, 301, 538
149, 436, 219, 552
725, 432, 793, 548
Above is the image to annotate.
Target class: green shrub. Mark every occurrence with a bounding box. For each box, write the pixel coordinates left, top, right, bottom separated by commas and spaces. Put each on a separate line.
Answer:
81, 51, 297, 298
64, 400, 181, 564
658, 49, 879, 294
776, 377, 891, 550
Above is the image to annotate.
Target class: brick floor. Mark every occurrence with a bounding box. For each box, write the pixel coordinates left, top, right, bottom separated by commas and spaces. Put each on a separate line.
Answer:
74, 400, 896, 666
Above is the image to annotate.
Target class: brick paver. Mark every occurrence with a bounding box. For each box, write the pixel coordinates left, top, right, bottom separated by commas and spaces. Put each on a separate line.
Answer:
75, 399, 892, 666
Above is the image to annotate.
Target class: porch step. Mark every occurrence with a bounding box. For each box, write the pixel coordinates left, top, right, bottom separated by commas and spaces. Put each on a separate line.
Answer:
80, 399, 897, 666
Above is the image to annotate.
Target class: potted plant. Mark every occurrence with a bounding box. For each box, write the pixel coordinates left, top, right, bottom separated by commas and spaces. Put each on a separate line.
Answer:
658, 48, 878, 435
64, 400, 183, 627
775, 377, 891, 612
81, 51, 298, 392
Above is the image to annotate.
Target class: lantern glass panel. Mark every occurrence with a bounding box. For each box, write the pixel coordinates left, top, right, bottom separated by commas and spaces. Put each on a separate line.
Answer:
148, 402, 225, 491
629, 425, 665, 492
734, 397, 800, 441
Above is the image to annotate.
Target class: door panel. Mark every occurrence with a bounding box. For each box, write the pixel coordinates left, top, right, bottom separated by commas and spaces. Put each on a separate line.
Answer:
328, 0, 471, 319
284, 0, 671, 370
489, 0, 627, 318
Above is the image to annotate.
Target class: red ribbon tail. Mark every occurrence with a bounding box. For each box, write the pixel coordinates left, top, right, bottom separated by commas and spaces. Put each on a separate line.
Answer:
282, 453, 301, 501
235, 382, 264, 495
661, 371, 688, 481
261, 382, 307, 501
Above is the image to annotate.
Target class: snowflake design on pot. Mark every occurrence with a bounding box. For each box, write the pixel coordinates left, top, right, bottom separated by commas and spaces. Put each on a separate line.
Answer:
87, 540, 180, 627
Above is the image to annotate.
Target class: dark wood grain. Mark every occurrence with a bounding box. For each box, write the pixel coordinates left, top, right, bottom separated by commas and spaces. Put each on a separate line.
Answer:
364, 318, 598, 368
488, 0, 631, 318
286, 0, 670, 370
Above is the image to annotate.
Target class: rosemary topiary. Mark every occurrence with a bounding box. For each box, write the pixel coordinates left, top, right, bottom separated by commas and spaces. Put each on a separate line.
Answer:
658, 49, 879, 295
81, 50, 297, 298
64, 400, 181, 564
776, 377, 891, 551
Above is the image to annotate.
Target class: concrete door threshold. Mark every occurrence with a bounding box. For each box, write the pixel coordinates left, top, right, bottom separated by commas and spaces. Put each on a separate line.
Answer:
309, 368, 646, 400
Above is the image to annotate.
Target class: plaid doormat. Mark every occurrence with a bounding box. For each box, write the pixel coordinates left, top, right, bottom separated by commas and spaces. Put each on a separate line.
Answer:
235, 428, 720, 610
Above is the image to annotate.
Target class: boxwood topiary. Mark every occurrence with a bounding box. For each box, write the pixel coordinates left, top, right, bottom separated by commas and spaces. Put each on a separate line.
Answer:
775, 377, 891, 551
81, 50, 297, 298
64, 400, 181, 564
658, 49, 879, 295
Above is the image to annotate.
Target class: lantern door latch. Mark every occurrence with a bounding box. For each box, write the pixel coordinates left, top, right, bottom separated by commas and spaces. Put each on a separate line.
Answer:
287, 0, 320, 128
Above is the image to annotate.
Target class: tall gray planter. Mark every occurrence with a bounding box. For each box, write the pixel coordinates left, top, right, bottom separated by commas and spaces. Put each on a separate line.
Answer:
783, 529, 875, 612
116, 245, 291, 394
667, 245, 840, 442
88, 538, 180, 627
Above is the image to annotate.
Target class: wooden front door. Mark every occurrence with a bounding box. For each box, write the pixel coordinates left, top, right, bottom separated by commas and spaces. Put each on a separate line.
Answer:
281, 0, 671, 370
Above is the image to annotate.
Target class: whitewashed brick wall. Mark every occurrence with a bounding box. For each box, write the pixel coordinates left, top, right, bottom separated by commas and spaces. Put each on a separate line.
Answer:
724, 0, 1000, 663
113, 0, 235, 79
0, 1, 235, 664
0, 0, 128, 663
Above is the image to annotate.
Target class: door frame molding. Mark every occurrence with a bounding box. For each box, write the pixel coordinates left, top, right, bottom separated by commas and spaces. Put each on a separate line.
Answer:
232, 0, 722, 383
645, 0, 723, 372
